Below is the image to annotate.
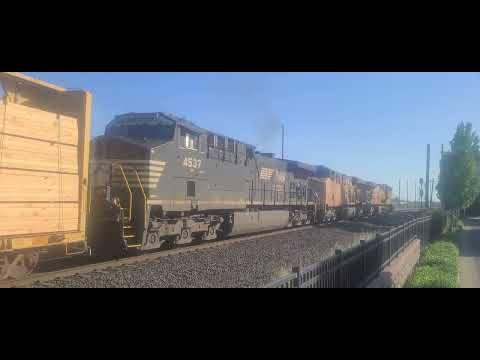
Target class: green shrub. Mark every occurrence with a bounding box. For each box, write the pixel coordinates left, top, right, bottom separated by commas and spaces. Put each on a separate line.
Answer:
407, 235, 459, 288
419, 241, 458, 274
408, 265, 458, 288
441, 232, 457, 243
430, 210, 446, 238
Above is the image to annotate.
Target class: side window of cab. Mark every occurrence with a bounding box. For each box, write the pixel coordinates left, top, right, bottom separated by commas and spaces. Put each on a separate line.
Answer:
216, 136, 225, 150
236, 142, 246, 164
207, 134, 215, 149
199, 134, 207, 153
179, 127, 199, 151
246, 147, 254, 166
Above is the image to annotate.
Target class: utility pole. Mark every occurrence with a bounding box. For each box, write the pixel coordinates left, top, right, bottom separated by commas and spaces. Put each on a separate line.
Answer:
407, 179, 409, 205
430, 178, 435, 208
415, 180, 417, 208
398, 179, 401, 205
426, 144, 431, 208
420, 178, 424, 208
281, 124, 285, 160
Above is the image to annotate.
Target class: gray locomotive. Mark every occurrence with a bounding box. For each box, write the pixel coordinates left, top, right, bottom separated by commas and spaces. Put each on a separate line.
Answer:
88, 112, 391, 256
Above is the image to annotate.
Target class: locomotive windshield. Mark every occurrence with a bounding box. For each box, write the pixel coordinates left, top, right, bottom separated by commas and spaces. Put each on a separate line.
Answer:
105, 113, 177, 141
106, 123, 175, 141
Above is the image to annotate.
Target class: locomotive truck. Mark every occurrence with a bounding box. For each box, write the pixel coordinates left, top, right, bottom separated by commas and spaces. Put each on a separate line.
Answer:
0, 72, 392, 280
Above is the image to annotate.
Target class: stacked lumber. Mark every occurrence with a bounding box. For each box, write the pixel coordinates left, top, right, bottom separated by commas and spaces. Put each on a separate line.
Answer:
0, 100, 80, 236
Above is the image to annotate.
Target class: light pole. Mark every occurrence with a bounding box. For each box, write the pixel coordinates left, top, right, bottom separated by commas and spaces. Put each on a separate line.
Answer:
419, 178, 424, 208
399, 179, 401, 206
426, 144, 431, 208
407, 179, 409, 206
430, 178, 435, 208
414, 179, 417, 208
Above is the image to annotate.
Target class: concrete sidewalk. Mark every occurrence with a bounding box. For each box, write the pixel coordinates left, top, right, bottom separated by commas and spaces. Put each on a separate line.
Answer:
458, 217, 480, 288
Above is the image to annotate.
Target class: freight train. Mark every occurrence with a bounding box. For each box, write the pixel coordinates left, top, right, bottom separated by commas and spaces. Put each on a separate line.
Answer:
0, 72, 392, 280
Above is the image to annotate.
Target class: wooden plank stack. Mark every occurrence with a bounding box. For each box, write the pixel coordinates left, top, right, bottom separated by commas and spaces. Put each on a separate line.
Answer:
0, 100, 80, 236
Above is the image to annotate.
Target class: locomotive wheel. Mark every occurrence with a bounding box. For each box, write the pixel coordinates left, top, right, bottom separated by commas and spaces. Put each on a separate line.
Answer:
178, 229, 193, 244
162, 237, 177, 250
202, 226, 217, 241
0, 251, 39, 281
216, 229, 228, 240
148, 233, 159, 245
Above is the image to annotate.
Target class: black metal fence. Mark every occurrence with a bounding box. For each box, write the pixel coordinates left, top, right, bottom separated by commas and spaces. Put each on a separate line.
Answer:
265, 215, 432, 288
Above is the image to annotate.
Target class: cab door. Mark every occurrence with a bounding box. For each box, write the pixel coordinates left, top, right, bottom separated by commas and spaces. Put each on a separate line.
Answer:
186, 180, 198, 210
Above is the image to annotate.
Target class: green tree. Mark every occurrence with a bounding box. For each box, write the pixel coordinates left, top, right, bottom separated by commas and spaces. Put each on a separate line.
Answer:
438, 122, 480, 210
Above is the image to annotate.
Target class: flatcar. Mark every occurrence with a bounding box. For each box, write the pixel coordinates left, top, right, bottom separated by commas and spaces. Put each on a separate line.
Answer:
0, 72, 91, 280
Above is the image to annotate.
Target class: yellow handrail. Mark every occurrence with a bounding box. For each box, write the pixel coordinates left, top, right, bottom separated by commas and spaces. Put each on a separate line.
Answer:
116, 164, 132, 222
133, 168, 148, 227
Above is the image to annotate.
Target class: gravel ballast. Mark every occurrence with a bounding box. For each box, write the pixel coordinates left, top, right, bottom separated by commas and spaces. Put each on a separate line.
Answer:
31, 228, 366, 288
31, 212, 422, 288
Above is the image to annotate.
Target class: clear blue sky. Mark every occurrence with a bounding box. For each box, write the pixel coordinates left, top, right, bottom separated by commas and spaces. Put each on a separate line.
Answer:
24, 72, 480, 201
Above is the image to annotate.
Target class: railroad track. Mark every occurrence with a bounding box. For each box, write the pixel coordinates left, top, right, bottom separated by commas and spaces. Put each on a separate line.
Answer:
1, 211, 420, 288
0, 226, 313, 288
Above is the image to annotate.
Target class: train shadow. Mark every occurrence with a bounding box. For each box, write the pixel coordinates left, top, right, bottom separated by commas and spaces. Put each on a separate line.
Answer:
332, 220, 389, 234
367, 269, 396, 288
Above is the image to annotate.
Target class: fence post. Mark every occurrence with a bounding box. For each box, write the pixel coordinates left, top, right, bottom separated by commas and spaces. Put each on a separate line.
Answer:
360, 240, 366, 278
427, 216, 431, 243
415, 218, 418, 244
292, 266, 301, 288
335, 249, 343, 288
387, 230, 392, 266
408, 219, 411, 243
411, 220, 414, 242
405, 221, 408, 246
422, 216, 425, 244
407, 221, 411, 244
419, 217, 422, 239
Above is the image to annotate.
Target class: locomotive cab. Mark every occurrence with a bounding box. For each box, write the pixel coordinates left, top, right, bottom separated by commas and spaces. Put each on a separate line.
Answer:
88, 113, 178, 256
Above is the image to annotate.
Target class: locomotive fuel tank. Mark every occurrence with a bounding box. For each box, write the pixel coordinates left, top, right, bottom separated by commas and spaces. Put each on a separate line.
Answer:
229, 210, 290, 236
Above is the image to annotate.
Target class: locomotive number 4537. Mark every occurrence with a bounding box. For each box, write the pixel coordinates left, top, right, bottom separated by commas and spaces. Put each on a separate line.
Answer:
183, 157, 202, 169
